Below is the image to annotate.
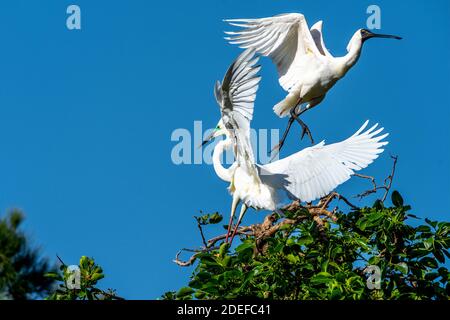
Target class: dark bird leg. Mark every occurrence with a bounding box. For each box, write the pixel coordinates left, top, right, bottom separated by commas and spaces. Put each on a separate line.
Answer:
229, 204, 248, 245
225, 214, 234, 243
270, 116, 295, 161
270, 98, 303, 160
270, 95, 324, 160
225, 196, 239, 243
270, 95, 325, 160
291, 107, 314, 144
292, 95, 325, 144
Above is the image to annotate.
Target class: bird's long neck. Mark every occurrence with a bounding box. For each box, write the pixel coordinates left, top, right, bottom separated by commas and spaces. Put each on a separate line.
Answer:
336, 33, 363, 76
212, 138, 234, 182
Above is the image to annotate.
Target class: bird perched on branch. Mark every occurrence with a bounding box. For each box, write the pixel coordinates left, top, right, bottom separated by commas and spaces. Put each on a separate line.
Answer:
224, 13, 400, 156
202, 48, 389, 244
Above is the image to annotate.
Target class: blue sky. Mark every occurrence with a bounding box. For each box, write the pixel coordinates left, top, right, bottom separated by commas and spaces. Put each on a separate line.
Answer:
0, 0, 449, 299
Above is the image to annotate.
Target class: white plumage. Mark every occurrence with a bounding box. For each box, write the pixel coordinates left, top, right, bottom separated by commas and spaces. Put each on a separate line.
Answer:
204, 49, 389, 243
224, 13, 400, 148
259, 120, 388, 203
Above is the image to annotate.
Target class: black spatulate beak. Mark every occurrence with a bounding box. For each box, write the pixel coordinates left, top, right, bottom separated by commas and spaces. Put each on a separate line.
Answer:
361, 29, 402, 41
371, 32, 402, 40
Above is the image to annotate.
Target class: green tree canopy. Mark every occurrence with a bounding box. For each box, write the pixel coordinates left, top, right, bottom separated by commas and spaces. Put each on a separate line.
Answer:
165, 191, 450, 300
0, 210, 55, 300
45, 255, 123, 300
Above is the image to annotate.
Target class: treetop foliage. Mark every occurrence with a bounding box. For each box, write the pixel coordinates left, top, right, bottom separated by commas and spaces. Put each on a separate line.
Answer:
0, 210, 54, 300
164, 191, 450, 300
46, 256, 123, 300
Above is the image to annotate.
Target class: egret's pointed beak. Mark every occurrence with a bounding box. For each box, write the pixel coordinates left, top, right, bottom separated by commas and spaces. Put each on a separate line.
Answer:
370, 32, 402, 40
199, 131, 215, 148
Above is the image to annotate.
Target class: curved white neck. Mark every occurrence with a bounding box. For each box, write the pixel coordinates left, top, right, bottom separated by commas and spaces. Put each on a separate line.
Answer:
212, 138, 234, 182
336, 34, 363, 76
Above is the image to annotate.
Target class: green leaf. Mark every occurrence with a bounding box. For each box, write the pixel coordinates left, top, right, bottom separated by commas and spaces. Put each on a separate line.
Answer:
354, 238, 370, 251
221, 256, 232, 267
80, 256, 89, 269
356, 218, 368, 231
188, 279, 202, 289
235, 241, 254, 253
201, 256, 220, 269
409, 248, 429, 258
286, 254, 299, 264
310, 272, 333, 285
423, 237, 434, 250
91, 273, 104, 282
279, 223, 292, 231
176, 287, 194, 298
195, 272, 211, 281
391, 191, 404, 207
394, 262, 408, 274
219, 242, 230, 258
434, 249, 445, 264
420, 257, 438, 269
368, 256, 381, 265
44, 272, 62, 281
372, 199, 384, 210
209, 212, 223, 224
416, 225, 431, 233
425, 272, 440, 281
367, 211, 384, 223
297, 235, 314, 246
425, 218, 438, 229
194, 291, 206, 299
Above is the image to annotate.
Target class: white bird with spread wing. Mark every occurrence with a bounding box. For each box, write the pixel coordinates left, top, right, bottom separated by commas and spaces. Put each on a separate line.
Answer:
202, 49, 389, 244
224, 13, 400, 155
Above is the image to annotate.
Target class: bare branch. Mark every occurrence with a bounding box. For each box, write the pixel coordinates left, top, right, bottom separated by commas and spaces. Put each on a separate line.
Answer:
354, 155, 398, 202
382, 155, 398, 202
173, 249, 199, 267
321, 192, 359, 210
353, 173, 377, 189
172, 246, 219, 267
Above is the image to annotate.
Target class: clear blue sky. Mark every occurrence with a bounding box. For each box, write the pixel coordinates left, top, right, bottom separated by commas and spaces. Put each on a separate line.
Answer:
0, 0, 449, 299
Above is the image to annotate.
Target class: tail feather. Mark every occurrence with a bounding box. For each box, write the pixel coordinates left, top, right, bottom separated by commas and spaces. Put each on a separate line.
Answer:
273, 97, 295, 118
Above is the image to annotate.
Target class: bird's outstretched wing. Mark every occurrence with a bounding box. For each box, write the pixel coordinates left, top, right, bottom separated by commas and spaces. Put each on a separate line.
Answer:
215, 48, 261, 123
310, 20, 332, 58
215, 48, 261, 181
224, 13, 320, 91
259, 121, 388, 203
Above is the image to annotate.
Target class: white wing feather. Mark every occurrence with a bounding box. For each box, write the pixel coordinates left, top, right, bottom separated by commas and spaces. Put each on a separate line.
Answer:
260, 121, 388, 202
309, 20, 332, 58
216, 48, 261, 182
225, 13, 321, 91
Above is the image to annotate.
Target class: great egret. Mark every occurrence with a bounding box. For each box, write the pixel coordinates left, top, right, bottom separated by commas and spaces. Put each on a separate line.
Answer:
203, 48, 389, 244
224, 13, 400, 155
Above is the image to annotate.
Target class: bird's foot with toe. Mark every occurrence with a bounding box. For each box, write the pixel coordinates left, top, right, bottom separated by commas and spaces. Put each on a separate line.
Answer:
300, 124, 314, 144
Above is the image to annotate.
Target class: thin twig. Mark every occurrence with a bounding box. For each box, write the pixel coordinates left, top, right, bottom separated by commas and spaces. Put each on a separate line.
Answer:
382, 155, 398, 202
354, 155, 398, 202
323, 192, 359, 210
194, 216, 208, 248
354, 173, 377, 191
173, 246, 220, 267
56, 254, 68, 267
173, 249, 199, 267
